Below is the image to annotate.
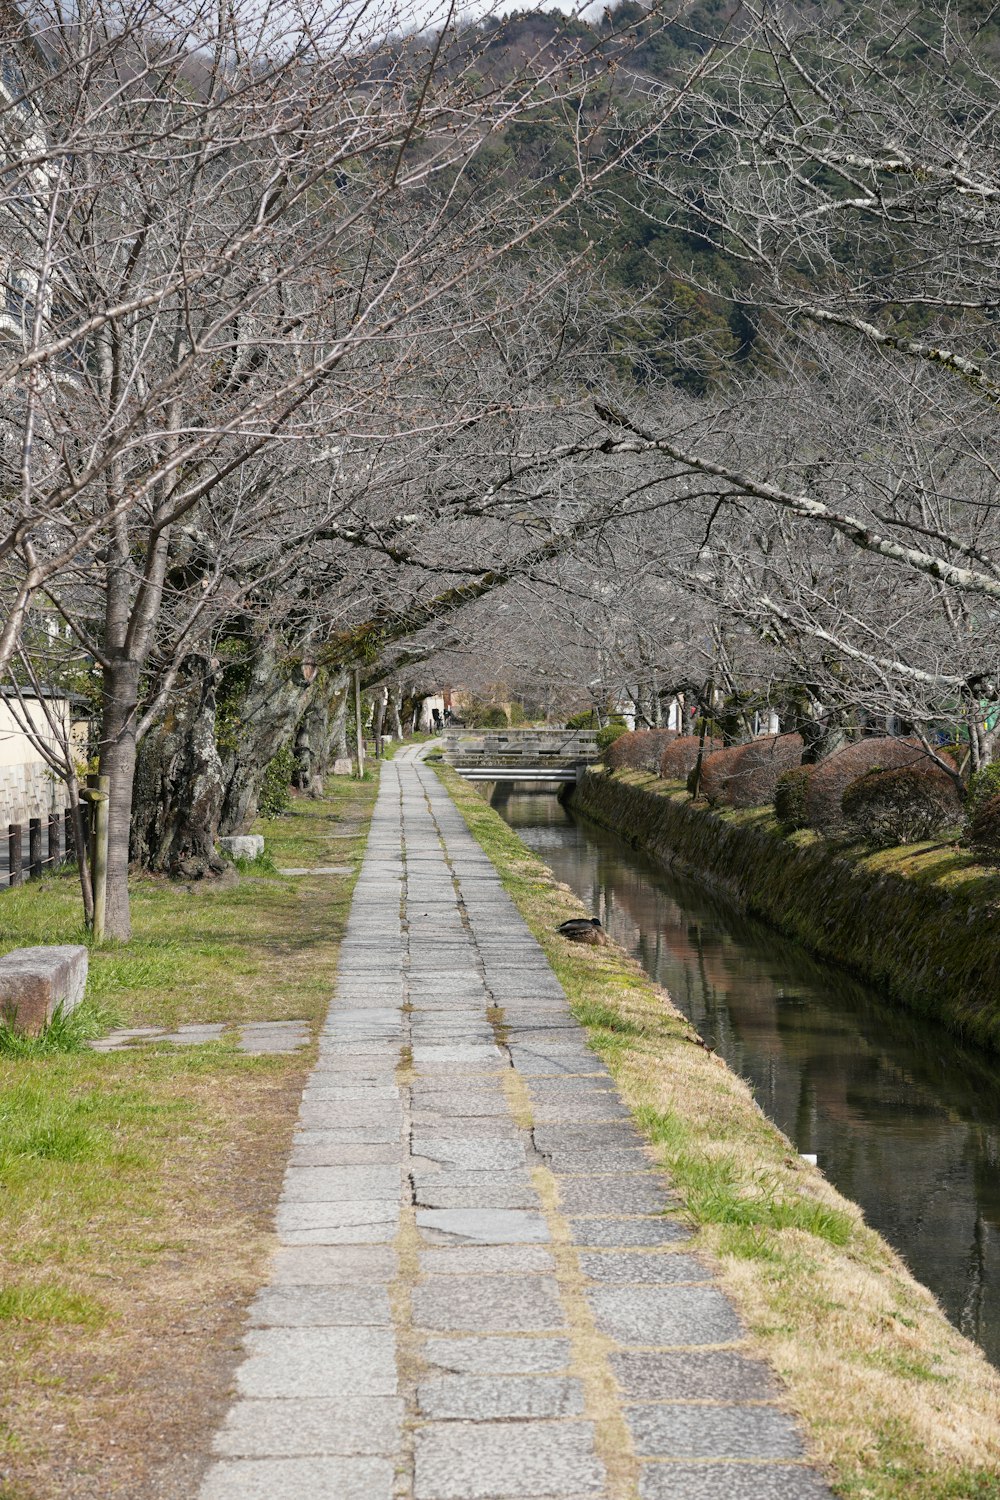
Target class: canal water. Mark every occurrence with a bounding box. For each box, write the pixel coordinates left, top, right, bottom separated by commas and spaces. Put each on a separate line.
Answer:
492, 787, 1000, 1366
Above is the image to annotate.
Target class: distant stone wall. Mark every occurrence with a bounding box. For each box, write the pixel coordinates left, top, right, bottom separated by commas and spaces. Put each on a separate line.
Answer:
570, 768, 1000, 1053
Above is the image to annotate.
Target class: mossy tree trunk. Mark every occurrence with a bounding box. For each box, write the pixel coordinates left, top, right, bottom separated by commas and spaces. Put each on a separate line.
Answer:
131, 657, 227, 876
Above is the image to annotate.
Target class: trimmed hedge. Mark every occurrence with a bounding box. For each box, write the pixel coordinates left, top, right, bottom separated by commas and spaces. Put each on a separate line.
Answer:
842, 762, 962, 848
699, 734, 803, 809
604, 728, 676, 774
660, 734, 721, 781
774, 765, 815, 831
805, 738, 934, 836
968, 793, 1000, 867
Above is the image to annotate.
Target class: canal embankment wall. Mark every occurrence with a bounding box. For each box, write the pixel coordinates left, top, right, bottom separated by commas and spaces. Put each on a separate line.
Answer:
568, 768, 1000, 1051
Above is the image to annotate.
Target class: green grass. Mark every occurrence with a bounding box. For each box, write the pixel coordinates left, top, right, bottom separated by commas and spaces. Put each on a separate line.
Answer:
0, 1282, 108, 1328
0, 775, 379, 1492
0, 996, 119, 1057
232, 848, 279, 876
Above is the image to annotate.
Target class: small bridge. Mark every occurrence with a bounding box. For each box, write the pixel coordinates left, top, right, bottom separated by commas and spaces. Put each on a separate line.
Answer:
443, 728, 600, 783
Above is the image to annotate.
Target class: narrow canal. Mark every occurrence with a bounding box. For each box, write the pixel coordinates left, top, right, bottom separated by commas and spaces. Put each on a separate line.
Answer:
492, 787, 1000, 1366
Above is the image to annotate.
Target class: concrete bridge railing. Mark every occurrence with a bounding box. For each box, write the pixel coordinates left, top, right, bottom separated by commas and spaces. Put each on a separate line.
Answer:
443, 728, 600, 782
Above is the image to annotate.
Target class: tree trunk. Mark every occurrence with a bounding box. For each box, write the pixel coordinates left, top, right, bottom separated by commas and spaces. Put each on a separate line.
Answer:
389, 691, 403, 741
131, 657, 227, 876
293, 694, 327, 796
373, 685, 388, 757
218, 634, 313, 835
99, 657, 141, 942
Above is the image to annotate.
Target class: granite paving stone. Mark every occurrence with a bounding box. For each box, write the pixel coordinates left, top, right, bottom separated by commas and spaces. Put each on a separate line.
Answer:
412, 1174, 539, 1211
530, 1096, 634, 1123
271, 1245, 398, 1285
236, 1327, 397, 1397
610, 1349, 779, 1401
413, 1138, 527, 1172
417, 1375, 586, 1420
588, 1286, 744, 1346
281, 1166, 400, 1201
421, 1335, 574, 1376
275, 1201, 398, 1244
412, 1276, 565, 1332
569, 1217, 692, 1248
638, 1464, 834, 1500
248, 1285, 391, 1326
579, 1252, 710, 1285
626, 1404, 804, 1459
200, 1456, 394, 1499
212, 1397, 403, 1455
544, 1149, 653, 1174
419, 1245, 556, 1276
413, 1423, 604, 1499
556, 1178, 678, 1215
416, 1208, 551, 1244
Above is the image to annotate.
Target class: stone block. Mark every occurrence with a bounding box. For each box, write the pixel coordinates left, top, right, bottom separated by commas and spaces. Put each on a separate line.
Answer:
236, 1327, 397, 1398
417, 1375, 585, 1420
569, 1218, 690, 1248
419, 1338, 571, 1382
416, 1208, 550, 1244
217, 834, 265, 860
626, 1403, 804, 1459
200, 1455, 394, 1500
412, 1276, 564, 1333
638, 1463, 833, 1500
212, 1396, 403, 1457
587, 1286, 744, 1346
413, 1422, 603, 1499
0, 945, 88, 1034
249, 1285, 391, 1327
611, 1349, 778, 1403
579, 1252, 709, 1285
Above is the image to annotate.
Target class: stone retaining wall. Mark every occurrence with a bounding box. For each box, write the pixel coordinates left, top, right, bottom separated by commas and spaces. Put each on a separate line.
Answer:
569, 769, 1000, 1051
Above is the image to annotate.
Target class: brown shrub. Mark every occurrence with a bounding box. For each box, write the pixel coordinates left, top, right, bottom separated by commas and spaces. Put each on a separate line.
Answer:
841, 763, 963, 847
774, 764, 816, 831
659, 734, 722, 781
966, 792, 1000, 866
603, 728, 676, 773
804, 738, 948, 836
699, 734, 803, 809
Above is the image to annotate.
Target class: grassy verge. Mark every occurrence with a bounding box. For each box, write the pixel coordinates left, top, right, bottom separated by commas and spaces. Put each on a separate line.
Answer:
436, 764, 1000, 1500
0, 778, 377, 1500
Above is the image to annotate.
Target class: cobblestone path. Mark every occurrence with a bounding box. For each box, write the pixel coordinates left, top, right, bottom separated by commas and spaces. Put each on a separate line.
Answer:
198, 750, 833, 1500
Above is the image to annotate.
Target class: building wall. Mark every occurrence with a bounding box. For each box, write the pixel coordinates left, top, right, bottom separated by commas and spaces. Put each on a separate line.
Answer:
0, 698, 73, 826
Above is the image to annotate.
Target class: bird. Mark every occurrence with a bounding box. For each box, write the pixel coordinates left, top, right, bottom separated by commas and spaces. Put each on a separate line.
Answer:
557, 917, 608, 946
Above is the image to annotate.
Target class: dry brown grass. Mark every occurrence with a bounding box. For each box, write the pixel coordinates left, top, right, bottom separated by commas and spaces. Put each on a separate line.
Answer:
438, 764, 1000, 1500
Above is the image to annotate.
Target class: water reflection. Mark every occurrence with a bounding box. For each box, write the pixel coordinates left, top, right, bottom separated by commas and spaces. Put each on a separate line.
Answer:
493, 788, 1000, 1364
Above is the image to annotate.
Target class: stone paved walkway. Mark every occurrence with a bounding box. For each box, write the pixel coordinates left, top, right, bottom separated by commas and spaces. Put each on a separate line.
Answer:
198, 750, 834, 1500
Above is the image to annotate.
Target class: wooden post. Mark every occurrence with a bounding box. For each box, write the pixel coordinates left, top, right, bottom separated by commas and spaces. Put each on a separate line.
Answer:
28, 818, 42, 879
48, 812, 61, 870
64, 806, 73, 862
85, 774, 110, 941
353, 668, 364, 779
8, 823, 22, 886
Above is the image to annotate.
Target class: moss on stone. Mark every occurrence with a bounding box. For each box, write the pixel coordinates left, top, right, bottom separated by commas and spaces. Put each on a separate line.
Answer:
570, 769, 1000, 1051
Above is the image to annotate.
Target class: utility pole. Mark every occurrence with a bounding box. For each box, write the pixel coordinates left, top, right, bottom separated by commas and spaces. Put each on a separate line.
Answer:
353, 668, 365, 778
83, 774, 110, 940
